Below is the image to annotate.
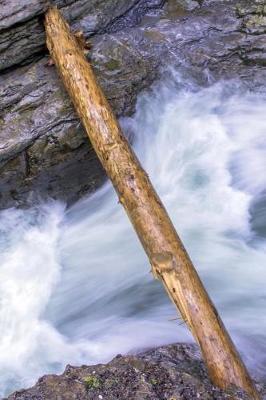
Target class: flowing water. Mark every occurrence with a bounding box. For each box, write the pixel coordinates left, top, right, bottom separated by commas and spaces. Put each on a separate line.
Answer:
1, 72, 266, 397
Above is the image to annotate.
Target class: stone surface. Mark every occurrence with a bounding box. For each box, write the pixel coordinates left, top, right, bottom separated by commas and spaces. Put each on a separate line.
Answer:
0, 0, 165, 208
0, 0, 165, 71
6, 343, 265, 400
0, 0, 266, 209
0, 56, 107, 207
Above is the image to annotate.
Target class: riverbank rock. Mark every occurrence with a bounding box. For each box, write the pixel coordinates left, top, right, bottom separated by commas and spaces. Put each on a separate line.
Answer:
0, 0, 266, 209
0, 0, 165, 71
6, 343, 265, 400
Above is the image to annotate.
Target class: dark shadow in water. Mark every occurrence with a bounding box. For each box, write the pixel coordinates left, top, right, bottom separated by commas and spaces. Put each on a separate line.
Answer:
249, 191, 266, 239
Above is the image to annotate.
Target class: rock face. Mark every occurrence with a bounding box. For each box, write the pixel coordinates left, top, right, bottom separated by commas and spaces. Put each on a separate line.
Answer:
0, 0, 266, 209
0, 0, 165, 71
0, 0, 166, 208
6, 343, 265, 400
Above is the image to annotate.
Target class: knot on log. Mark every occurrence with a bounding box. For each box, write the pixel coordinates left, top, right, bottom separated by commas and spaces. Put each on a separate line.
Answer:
151, 251, 177, 279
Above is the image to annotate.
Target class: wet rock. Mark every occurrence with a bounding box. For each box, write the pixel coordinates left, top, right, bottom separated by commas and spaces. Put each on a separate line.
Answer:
6, 343, 264, 400
0, 0, 165, 71
0, 1, 46, 30
174, 0, 200, 11
0, 24, 160, 207
0, 59, 103, 207
0, 0, 266, 209
0, 0, 167, 208
237, 0, 266, 35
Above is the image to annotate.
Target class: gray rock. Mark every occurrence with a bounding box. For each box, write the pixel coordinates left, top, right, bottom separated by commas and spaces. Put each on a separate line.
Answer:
0, 0, 266, 209
5, 343, 265, 400
0, 58, 105, 207
0, 0, 46, 30
0, 23, 161, 208
0, 0, 167, 208
173, 0, 200, 11
0, 0, 165, 71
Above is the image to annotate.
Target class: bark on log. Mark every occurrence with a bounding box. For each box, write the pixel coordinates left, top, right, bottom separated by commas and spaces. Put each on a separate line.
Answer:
45, 8, 260, 400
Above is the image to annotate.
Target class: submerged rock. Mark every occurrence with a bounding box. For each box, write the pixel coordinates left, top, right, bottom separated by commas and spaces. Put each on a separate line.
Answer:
0, 0, 266, 209
6, 343, 265, 400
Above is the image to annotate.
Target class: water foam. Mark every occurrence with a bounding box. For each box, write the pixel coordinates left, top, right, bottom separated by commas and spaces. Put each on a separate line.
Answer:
1, 74, 266, 396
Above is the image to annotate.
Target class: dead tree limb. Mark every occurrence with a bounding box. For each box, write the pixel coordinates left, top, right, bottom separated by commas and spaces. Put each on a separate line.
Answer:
45, 8, 260, 399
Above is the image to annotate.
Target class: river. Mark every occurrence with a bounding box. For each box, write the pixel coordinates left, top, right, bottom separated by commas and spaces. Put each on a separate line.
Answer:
0, 71, 266, 397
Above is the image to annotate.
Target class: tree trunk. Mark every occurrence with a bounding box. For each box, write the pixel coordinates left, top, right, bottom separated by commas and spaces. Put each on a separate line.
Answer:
45, 8, 260, 399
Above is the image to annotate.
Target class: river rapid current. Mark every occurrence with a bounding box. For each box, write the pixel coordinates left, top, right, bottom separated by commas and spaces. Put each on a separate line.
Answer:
1, 72, 266, 397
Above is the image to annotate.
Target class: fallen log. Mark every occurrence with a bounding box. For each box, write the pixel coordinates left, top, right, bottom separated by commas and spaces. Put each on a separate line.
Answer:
45, 8, 260, 400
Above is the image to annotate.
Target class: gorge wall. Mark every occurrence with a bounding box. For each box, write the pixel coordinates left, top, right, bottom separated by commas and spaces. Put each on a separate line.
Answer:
0, 0, 265, 208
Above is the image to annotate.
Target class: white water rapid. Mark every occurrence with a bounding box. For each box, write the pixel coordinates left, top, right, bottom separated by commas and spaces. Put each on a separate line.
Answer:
1, 72, 266, 397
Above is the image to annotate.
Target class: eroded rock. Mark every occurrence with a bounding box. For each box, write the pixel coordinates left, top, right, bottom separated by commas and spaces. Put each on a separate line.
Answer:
6, 343, 265, 400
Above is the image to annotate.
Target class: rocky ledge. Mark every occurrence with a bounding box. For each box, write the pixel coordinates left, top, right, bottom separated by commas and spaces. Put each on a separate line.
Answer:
0, 0, 266, 209
6, 343, 266, 400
